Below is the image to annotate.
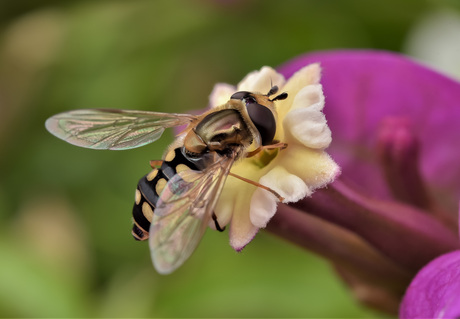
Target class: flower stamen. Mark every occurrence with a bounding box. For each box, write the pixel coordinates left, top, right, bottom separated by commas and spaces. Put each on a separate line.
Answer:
377, 117, 457, 230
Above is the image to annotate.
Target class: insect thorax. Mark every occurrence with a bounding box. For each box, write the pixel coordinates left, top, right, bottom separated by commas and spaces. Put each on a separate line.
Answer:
183, 109, 253, 157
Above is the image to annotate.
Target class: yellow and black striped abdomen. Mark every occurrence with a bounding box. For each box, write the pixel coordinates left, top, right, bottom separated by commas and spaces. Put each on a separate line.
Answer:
131, 147, 199, 241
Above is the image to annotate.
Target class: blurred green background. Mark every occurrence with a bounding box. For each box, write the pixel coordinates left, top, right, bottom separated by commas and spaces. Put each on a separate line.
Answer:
1, 0, 459, 317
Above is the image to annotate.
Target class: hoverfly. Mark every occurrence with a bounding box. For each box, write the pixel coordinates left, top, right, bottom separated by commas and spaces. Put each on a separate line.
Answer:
45, 86, 288, 274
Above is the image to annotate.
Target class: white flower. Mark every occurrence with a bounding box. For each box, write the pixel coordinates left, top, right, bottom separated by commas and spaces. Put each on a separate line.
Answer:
210, 65, 340, 251
404, 9, 460, 80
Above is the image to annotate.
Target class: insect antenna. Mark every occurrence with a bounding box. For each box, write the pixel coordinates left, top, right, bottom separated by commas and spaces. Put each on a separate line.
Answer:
266, 85, 279, 97
269, 92, 288, 102
266, 83, 287, 101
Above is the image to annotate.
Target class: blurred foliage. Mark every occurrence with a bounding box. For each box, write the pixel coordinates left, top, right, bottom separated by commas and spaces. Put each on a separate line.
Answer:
1, 0, 458, 317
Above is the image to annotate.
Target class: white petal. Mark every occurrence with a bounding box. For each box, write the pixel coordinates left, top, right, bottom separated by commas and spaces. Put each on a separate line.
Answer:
285, 63, 322, 88
229, 224, 259, 252
209, 83, 236, 107
229, 193, 259, 251
249, 188, 277, 228
405, 10, 460, 80
290, 84, 325, 111
274, 145, 340, 191
213, 183, 236, 228
283, 85, 331, 149
284, 108, 332, 149
223, 167, 262, 251
275, 65, 322, 122
249, 166, 310, 228
237, 66, 285, 93
261, 166, 311, 203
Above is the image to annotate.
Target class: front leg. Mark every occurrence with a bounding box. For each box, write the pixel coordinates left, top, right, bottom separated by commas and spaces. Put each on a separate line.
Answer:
246, 142, 288, 158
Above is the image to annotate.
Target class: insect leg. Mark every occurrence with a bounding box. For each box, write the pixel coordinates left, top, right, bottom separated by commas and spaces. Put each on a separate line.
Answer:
246, 142, 288, 158
228, 172, 285, 202
149, 160, 164, 168
212, 212, 226, 232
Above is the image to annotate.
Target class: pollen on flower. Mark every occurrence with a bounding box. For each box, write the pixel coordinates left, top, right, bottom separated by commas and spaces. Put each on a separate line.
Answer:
210, 64, 339, 251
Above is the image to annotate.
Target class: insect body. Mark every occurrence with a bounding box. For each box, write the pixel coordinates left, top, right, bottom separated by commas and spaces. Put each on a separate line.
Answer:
132, 107, 251, 241
45, 86, 288, 274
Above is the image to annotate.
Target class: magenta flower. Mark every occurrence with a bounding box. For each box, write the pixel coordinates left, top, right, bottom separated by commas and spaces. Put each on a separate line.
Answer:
400, 249, 460, 318
266, 50, 460, 315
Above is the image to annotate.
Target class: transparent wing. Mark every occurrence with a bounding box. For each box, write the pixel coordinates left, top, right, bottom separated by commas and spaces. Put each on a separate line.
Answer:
149, 155, 236, 274
45, 109, 197, 150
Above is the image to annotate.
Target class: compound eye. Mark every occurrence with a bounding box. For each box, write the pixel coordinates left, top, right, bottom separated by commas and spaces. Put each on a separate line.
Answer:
230, 91, 251, 100
230, 91, 258, 107
244, 96, 257, 106
246, 103, 276, 146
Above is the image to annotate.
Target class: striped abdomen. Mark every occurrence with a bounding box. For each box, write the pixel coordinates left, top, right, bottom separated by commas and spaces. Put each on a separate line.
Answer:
131, 147, 199, 241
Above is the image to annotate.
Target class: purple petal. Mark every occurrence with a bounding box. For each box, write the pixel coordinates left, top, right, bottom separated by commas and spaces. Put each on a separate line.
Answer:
279, 51, 460, 210
400, 250, 460, 318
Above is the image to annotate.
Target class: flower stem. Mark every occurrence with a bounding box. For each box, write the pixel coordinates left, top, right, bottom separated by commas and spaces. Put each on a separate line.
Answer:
267, 204, 412, 299
292, 178, 459, 272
